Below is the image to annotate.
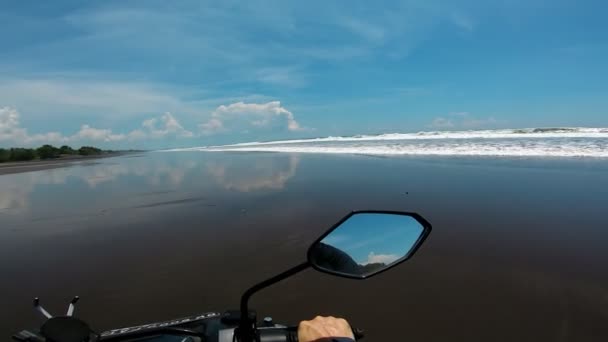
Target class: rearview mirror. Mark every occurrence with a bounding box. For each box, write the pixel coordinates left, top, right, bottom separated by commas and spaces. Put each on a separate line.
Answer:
307, 211, 431, 279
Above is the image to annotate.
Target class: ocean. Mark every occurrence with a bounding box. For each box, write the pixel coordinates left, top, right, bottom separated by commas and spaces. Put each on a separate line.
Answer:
169, 127, 608, 158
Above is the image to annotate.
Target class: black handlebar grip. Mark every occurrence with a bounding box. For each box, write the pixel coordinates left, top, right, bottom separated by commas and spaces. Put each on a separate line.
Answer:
258, 327, 298, 342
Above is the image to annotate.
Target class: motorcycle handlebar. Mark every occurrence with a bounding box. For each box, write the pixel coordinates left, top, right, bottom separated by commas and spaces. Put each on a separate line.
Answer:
257, 327, 298, 342
257, 326, 364, 342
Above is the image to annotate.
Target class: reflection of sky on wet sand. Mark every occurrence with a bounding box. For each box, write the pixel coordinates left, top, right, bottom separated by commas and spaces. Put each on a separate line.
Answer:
206, 155, 299, 192
0, 168, 74, 212
3, 153, 608, 340
0, 153, 300, 217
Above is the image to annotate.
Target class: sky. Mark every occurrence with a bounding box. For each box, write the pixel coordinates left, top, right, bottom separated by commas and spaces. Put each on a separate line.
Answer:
321, 213, 423, 266
1, 0, 607, 149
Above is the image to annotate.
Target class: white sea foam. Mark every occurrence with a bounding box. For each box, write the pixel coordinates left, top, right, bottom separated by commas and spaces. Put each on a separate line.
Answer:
210, 127, 608, 147
164, 127, 608, 158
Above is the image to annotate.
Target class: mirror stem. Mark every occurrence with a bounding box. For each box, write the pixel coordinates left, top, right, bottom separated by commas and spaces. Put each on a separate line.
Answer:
238, 262, 310, 342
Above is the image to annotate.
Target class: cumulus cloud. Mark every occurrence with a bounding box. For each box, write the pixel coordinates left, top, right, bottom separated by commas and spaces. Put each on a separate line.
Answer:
430, 112, 500, 130
127, 129, 147, 140
74, 125, 126, 142
200, 101, 301, 134
200, 118, 223, 132
0, 107, 20, 131
141, 112, 193, 138
0, 107, 194, 145
0, 107, 27, 141
1, 107, 67, 144
362, 252, 400, 266
3, 102, 304, 146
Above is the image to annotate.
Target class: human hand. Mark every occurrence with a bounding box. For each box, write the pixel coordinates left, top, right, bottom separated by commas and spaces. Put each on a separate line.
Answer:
298, 316, 354, 342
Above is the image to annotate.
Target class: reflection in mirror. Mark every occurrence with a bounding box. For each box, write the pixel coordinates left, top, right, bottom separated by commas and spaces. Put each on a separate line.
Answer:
309, 213, 426, 278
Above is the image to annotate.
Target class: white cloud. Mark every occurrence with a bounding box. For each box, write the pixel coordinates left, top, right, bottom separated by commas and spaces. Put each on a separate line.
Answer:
200, 118, 223, 132
362, 252, 400, 266
430, 112, 500, 130
0, 107, 27, 141
127, 129, 147, 141
0, 107, 67, 144
0, 107, 20, 131
74, 125, 126, 142
200, 101, 301, 134
0, 107, 194, 146
141, 112, 194, 138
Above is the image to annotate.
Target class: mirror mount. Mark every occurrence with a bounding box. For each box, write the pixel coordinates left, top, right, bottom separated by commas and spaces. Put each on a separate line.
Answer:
237, 262, 310, 342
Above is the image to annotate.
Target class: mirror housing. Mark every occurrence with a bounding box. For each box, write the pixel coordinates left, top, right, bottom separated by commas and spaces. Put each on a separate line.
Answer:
307, 211, 432, 279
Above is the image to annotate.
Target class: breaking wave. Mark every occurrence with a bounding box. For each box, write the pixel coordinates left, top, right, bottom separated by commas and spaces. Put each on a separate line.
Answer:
165, 127, 608, 158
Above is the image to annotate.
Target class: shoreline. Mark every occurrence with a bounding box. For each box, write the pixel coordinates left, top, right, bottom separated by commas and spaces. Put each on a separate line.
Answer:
0, 152, 141, 176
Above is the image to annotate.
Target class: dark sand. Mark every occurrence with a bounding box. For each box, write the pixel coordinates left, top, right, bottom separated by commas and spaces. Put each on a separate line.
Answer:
1, 152, 608, 341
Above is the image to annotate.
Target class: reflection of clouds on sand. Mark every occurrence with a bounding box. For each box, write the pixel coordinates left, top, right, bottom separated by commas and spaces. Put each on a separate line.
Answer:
0, 168, 72, 212
361, 252, 400, 265
82, 163, 133, 188
81, 159, 197, 188
207, 155, 299, 192
147, 160, 197, 186
0, 157, 199, 212
0, 180, 35, 212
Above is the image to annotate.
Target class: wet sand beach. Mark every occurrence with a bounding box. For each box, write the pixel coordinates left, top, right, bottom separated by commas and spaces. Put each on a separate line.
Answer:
1, 152, 608, 341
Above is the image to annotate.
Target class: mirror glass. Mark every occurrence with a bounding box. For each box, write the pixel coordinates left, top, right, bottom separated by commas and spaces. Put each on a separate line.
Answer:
309, 212, 426, 278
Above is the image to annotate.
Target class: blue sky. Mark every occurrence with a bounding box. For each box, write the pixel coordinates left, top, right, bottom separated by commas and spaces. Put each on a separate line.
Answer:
321, 213, 423, 265
0, 0, 606, 149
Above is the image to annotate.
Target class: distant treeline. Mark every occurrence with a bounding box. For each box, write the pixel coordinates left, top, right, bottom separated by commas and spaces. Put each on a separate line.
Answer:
0, 145, 110, 163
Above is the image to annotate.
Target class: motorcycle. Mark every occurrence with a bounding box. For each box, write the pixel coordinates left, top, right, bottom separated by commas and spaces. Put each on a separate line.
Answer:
13, 210, 432, 342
